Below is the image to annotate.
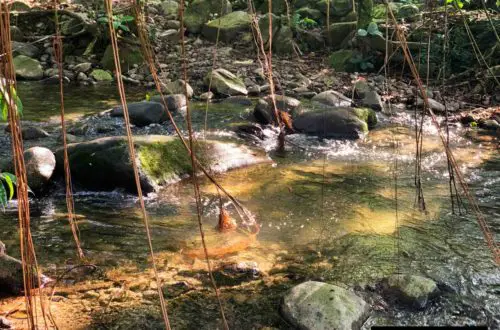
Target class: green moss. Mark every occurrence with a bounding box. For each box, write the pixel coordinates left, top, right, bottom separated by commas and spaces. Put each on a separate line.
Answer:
326, 22, 357, 48
329, 49, 354, 71
138, 139, 212, 185
206, 11, 251, 29
90, 69, 113, 81
352, 107, 377, 129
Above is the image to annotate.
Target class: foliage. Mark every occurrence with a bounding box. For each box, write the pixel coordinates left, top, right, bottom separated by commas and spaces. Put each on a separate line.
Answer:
446, 0, 470, 9
292, 13, 318, 30
0, 82, 23, 121
96, 14, 135, 33
0, 172, 16, 210
357, 22, 383, 38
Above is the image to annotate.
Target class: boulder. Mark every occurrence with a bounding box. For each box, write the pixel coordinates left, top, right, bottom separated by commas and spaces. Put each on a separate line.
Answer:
312, 90, 353, 107
385, 274, 438, 309
416, 97, 446, 113
293, 107, 376, 139
281, 281, 369, 330
74, 62, 93, 73
55, 136, 269, 193
273, 26, 295, 55
111, 102, 167, 127
202, 11, 251, 43
101, 43, 143, 72
10, 25, 24, 41
150, 94, 187, 113
185, 0, 232, 33
12, 41, 40, 58
206, 68, 248, 96
354, 80, 383, 111
357, 0, 374, 28
162, 79, 194, 98
90, 69, 113, 82
397, 4, 419, 19
13, 55, 43, 80
24, 147, 56, 191
161, 0, 179, 17
329, 49, 354, 72
325, 22, 357, 48
5, 125, 50, 140
258, 13, 280, 45
253, 95, 302, 125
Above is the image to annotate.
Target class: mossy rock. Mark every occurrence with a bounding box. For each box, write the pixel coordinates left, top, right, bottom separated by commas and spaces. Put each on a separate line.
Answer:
55, 136, 268, 193
357, 0, 373, 28
258, 13, 281, 45
90, 69, 113, 81
161, 0, 179, 17
397, 4, 419, 19
295, 7, 323, 23
273, 26, 295, 55
325, 22, 357, 48
329, 49, 353, 71
202, 11, 251, 43
101, 43, 143, 72
353, 107, 377, 128
13, 55, 43, 80
184, 0, 232, 33
386, 274, 438, 309
206, 68, 248, 96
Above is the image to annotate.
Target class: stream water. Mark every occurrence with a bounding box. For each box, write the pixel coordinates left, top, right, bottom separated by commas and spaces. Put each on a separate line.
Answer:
0, 82, 499, 328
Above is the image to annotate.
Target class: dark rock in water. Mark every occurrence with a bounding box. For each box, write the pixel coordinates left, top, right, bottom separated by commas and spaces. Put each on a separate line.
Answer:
281, 281, 369, 330
416, 97, 446, 113
234, 123, 265, 140
213, 261, 261, 286
0, 241, 51, 295
55, 135, 269, 193
384, 274, 438, 309
221, 96, 253, 106
293, 107, 377, 139
149, 94, 187, 114
5, 125, 50, 140
253, 95, 302, 125
111, 102, 167, 127
24, 147, 56, 192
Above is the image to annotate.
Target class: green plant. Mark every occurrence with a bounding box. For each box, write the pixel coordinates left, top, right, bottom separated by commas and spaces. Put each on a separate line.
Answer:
0, 82, 23, 121
0, 171, 16, 210
292, 13, 318, 30
470, 121, 478, 128
357, 22, 383, 38
97, 14, 135, 33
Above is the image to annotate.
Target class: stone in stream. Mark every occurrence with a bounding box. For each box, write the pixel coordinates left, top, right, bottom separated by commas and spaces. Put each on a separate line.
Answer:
23, 147, 56, 192
416, 97, 446, 113
149, 94, 187, 114
205, 68, 248, 96
281, 281, 369, 330
253, 95, 302, 125
384, 274, 438, 309
354, 80, 384, 111
213, 261, 261, 286
13, 55, 43, 80
312, 90, 353, 108
0, 241, 52, 295
4, 125, 50, 140
293, 107, 377, 139
111, 102, 168, 127
54, 135, 270, 193
12, 41, 40, 58
162, 79, 194, 98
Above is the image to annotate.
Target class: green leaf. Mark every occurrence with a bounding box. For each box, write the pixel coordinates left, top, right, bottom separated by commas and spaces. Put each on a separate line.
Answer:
1, 100, 7, 121
10, 86, 22, 116
119, 24, 130, 32
121, 15, 135, 22
0, 183, 6, 209
2, 174, 14, 200
113, 21, 121, 29
367, 22, 379, 36
97, 17, 109, 24
357, 29, 368, 37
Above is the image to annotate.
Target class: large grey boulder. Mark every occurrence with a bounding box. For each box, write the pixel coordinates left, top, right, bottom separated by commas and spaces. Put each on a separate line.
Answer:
206, 68, 247, 96
293, 107, 377, 139
24, 147, 56, 192
281, 281, 369, 330
55, 136, 269, 193
12, 41, 40, 58
13, 55, 43, 80
202, 11, 251, 43
162, 79, 194, 98
111, 102, 167, 127
150, 94, 187, 114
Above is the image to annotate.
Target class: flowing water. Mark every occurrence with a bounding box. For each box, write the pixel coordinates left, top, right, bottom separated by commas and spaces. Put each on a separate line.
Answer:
0, 83, 499, 328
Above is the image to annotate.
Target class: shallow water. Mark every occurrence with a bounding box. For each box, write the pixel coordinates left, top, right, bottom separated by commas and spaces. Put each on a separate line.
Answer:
1, 83, 499, 327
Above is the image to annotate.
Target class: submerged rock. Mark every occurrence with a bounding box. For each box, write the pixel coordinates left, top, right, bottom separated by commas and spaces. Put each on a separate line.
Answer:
253, 95, 302, 125
281, 281, 369, 330
293, 107, 376, 139
111, 102, 167, 127
213, 261, 261, 286
206, 68, 248, 96
55, 135, 269, 193
24, 146, 56, 191
385, 274, 438, 309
